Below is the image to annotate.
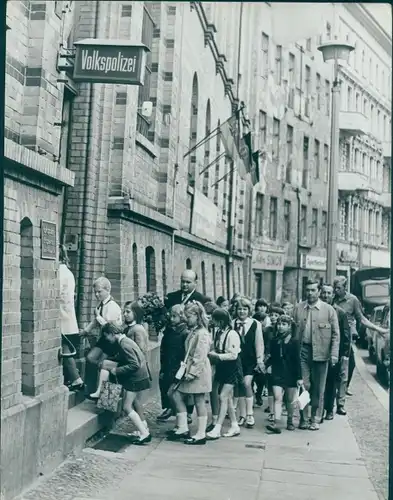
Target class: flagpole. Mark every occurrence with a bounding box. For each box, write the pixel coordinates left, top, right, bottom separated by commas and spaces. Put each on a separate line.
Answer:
199, 151, 226, 176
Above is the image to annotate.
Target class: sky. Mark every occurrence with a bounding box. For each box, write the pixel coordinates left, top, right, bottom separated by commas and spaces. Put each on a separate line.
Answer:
362, 3, 393, 37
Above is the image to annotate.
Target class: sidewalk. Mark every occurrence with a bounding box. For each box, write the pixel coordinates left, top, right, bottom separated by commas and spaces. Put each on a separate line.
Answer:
81, 406, 378, 500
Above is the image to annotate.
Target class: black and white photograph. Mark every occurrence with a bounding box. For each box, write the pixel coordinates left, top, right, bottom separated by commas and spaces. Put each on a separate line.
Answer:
0, 1, 391, 499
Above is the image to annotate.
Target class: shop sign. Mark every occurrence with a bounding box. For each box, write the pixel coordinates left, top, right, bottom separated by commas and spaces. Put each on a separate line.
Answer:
41, 220, 57, 260
191, 190, 219, 244
302, 254, 327, 271
73, 39, 149, 85
252, 249, 284, 271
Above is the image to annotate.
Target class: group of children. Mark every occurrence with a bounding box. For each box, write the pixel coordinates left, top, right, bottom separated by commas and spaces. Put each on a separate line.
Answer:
82, 277, 303, 445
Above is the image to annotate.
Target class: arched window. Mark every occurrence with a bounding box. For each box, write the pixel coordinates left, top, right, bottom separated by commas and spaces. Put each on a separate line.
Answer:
202, 99, 211, 197
132, 244, 139, 299
20, 218, 34, 396
201, 261, 207, 295
212, 263, 217, 300
161, 250, 167, 296
238, 267, 242, 294
188, 73, 199, 187
214, 119, 221, 206
145, 246, 156, 293
221, 265, 225, 296
186, 258, 192, 270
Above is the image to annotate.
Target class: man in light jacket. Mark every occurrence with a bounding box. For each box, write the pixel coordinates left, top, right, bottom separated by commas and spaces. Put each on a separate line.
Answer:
293, 279, 340, 431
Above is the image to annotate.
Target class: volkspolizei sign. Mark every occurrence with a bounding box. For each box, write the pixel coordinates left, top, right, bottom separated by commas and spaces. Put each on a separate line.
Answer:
73, 39, 150, 85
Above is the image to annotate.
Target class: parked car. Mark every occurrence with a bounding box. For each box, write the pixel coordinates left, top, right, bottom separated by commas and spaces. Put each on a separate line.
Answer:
367, 305, 385, 362
375, 304, 390, 387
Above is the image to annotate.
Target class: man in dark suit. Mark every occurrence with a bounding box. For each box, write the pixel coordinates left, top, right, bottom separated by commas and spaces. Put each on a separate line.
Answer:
164, 269, 208, 309
321, 284, 351, 419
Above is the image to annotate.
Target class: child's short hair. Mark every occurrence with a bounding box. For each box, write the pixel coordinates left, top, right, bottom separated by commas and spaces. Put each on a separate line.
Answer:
102, 322, 122, 337
170, 304, 186, 322
184, 301, 209, 329
204, 301, 218, 315
124, 300, 145, 324
211, 308, 232, 328
216, 296, 227, 307
236, 296, 252, 314
94, 276, 111, 291
269, 306, 285, 316
255, 298, 269, 310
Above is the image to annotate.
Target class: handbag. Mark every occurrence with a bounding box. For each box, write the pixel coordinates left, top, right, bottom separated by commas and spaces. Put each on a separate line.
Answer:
175, 334, 197, 381
96, 378, 123, 413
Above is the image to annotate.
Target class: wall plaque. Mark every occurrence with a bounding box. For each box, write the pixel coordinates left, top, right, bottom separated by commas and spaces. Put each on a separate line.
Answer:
41, 220, 57, 260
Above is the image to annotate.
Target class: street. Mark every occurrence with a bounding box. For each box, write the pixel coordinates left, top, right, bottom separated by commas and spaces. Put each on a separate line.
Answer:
18, 364, 388, 500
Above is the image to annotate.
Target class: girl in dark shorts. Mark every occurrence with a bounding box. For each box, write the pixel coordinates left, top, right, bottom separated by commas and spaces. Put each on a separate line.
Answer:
264, 315, 302, 434
101, 323, 152, 445
206, 308, 243, 439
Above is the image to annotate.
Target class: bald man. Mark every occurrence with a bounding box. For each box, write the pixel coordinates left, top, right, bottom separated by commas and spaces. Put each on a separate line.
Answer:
164, 269, 208, 310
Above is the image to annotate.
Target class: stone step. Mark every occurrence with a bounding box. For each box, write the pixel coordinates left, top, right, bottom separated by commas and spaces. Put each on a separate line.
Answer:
68, 388, 86, 410
65, 400, 114, 457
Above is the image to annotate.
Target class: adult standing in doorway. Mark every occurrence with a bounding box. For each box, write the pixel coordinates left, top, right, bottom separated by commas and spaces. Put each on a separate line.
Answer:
59, 245, 84, 390
163, 269, 208, 423
333, 276, 388, 396
320, 284, 351, 418
293, 279, 340, 431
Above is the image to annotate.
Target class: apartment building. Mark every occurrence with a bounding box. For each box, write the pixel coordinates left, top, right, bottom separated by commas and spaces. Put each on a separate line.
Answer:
334, 4, 391, 271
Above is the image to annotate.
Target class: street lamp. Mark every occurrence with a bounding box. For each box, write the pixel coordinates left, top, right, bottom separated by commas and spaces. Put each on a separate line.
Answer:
317, 40, 354, 283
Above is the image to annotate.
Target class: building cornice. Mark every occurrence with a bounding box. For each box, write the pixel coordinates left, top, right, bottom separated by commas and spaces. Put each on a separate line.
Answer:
191, 1, 236, 105
344, 3, 392, 56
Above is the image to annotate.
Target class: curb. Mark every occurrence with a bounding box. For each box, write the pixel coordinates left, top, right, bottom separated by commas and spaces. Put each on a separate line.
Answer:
353, 346, 389, 412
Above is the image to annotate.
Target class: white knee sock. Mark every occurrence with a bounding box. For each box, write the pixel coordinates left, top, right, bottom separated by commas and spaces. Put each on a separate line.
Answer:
246, 397, 254, 415
128, 410, 149, 438
175, 412, 188, 434
212, 414, 218, 425
268, 395, 274, 411
142, 419, 149, 431
193, 415, 208, 439
233, 397, 238, 410
274, 400, 282, 421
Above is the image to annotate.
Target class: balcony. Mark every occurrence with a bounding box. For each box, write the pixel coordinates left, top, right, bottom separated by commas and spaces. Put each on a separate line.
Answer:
383, 141, 391, 160
339, 111, 369, 137
379, 191, 391, 209
338, 170, 369, 192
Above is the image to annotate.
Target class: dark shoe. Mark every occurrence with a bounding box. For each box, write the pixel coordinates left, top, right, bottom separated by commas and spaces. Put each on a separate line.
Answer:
264, 406, 271, 413
255, 396, 263, 407
167, 431, 190, 441
165, 428, 178, 436
157, 409, 172, 421
86, 394, 98, 401
187, 414, 193, 424
299, 419, 310, 430
206, 423, 215, 433
325, 412, 334, 420
337, 406, 347, 416
346, 390, 353, 396
68, 382, 85, 391
266, 423, 282, 434
286, 421, 295, 431
184, 437, 206, 445
132, 434, 151, 445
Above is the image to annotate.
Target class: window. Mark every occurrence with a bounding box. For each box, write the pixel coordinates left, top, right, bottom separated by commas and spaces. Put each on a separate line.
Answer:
221, 265, 225, 296
284, 200, 291, 241
326, 22, 331, 38
347, 86, 352, 111
137, 5, 154, 140
121, 4, 132, 17
201, 261, 207, 295
363, 97, 368, 116
316, 73, 321, 110
377, 110, 381, 136
375, 64, 379, 89
381, 69, 385, 95
269, 197, 278, 239
288, 52, 295, 108
302, 135, 309, 188
300, 205, 307, 240
375, 212, 380, 246
59, 88, 74, 169
353, 205, 359, 242
314, 139, 320, 178
368, 210, 373, 245
186, 258, 192, 269
259, 110, 267, 146
132, 244, 139, 298
272, 118, 280, 160
262, 33, 269, 77
286, 125, 293, 183
212, 263, 217, 300
188, 73, 199, 186
321, 211, 327, 245
383, 115, 387, 140
161, 250, 167, 296
306, 38, 312, 51
305, 65, 311, 116
361, 50, 365, 76
370, 104, 374, 133
369, 58, 373, 82
325, 80, 330, 116
275, 45, 282, 84
362, 153, 367, 174
145, 246, 156, 292
202, 99, 211, 197
323, 144, 329, 182
355, 92, 360, 112
311, 208, 318, 246
255, 193, 264, 236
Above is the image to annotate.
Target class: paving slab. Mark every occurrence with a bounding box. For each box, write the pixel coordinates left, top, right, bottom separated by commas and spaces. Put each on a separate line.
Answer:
257, 480, 380, 500
263, 443, 363, 464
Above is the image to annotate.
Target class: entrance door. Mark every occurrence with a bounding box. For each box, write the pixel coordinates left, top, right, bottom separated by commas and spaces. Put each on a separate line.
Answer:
261, 271, 277, 303
255, 273, 262, 298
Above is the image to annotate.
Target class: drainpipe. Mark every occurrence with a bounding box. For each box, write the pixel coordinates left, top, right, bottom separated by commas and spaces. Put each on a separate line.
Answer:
76, 0, 100, 320
295, 187, 301, 301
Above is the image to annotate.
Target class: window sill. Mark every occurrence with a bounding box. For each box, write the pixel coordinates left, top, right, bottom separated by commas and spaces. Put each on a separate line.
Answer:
135, 132, 158, 159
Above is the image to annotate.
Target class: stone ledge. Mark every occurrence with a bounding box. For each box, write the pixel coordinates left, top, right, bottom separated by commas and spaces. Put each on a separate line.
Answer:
4, 138, 75, 187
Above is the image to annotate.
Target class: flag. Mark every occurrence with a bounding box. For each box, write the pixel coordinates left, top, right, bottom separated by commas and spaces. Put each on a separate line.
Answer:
251, 151, 260, 186
270, 3, 334, 47
220, 114, 247, 179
